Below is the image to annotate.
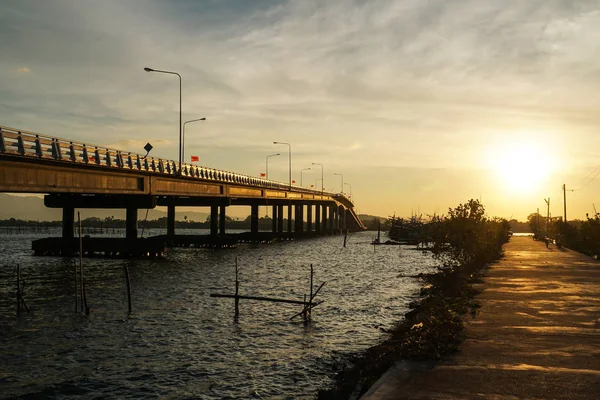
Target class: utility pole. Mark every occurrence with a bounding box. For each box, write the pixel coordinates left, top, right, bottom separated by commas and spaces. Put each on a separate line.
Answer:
544, 198, 550, 236
562, 184, 567, 224
536, 207, 540, 234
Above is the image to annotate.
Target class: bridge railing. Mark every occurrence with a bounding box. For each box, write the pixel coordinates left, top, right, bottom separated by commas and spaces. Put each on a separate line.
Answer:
0, 125, 354, 205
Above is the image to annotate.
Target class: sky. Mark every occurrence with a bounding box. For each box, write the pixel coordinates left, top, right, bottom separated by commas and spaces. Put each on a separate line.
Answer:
2, 0, 600, 221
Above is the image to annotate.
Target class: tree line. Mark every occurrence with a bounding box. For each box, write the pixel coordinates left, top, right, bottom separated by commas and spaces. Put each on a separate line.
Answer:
527, 212, 600, 257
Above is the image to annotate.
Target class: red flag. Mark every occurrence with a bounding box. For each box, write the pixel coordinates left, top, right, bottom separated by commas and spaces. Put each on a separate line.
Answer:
191, 155, 199, 162
260, 173, 266, 177
292, 180, 296, 184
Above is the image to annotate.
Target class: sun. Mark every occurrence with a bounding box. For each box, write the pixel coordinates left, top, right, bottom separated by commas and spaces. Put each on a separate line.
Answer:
487, 140, 554, 194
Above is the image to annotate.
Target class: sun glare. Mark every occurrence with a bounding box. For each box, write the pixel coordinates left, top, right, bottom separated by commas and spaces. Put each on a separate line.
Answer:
488, 141, 554, 194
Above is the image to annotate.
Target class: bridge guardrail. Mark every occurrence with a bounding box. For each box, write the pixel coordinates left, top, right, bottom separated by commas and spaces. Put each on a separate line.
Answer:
0, 125, 355, 207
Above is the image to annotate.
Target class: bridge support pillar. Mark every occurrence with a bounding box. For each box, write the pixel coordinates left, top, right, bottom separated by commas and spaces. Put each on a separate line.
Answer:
295, 204, 303, 234
126, 207, 138, 239
251, 204, 259, 234
210, 205, 218, 236
322, 205, 328, 235
277, 205, 284, 234
219, 205, 226, 235
328, 205, 335, 235
342, 208, 348, 232
272, 205, 277, 233
287, 205, 293, 232
315, 204, 321, 234
306, 204, 313, 233
167, 203, 175, 246
62, 206, 74, 239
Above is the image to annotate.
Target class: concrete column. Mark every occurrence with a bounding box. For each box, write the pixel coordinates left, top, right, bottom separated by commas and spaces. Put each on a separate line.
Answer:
306, 204, 313, 233
219, 205, 226, 235
210, 205, 218, 236
167, 203, 175, 245
342, 208, 348, 232
277, 205, 284, 233
126, 207, 138, 239
272, 205, 277, 233
251, 204, 259, 234
295, 204, 303, 233
328, 205, 335, 235
62, 206, 74, 239
287, 204, 293, 232
322, 205, 328, 235
315, 204, 321, 234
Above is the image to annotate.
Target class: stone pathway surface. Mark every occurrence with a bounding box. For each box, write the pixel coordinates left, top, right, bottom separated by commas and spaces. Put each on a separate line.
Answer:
362, 236, 600, 399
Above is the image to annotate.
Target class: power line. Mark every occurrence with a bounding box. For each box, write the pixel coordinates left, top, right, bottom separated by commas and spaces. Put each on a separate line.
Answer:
572, 162, 600, 191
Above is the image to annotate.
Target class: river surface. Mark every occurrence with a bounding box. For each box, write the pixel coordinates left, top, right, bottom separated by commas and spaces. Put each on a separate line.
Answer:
0, 229, 437, 399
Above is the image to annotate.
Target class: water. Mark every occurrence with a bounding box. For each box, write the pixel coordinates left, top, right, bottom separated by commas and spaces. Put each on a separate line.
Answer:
0, 229, 437, 399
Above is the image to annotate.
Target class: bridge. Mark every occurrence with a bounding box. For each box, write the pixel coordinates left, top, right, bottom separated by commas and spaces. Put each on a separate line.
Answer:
0, 125, 366, 256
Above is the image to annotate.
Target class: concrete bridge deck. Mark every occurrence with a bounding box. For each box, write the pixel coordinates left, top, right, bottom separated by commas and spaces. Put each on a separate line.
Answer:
0, 125, 365, 254
362, 236, 600, 399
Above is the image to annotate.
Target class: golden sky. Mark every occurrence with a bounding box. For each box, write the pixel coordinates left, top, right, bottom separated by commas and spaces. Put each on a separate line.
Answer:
2, 1, 600, 220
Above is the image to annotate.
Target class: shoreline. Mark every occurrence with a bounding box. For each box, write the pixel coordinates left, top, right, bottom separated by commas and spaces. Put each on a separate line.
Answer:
317, 260, 489, 399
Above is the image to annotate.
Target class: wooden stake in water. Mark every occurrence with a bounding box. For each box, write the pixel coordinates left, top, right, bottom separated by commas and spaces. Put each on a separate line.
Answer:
78, 212, 89, 315
74, 260, 78, 312
16, 264, 21, 315
124, 265, 132, 314
234, 257, 240, 317
309, 264, 314, 316
343, 229, 348, 248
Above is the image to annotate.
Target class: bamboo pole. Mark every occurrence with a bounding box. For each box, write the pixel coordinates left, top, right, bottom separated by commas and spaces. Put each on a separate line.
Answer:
234, 257, 239, 317
124, 265, 132, 314
78, 212, 89, 315
309, 264, 314, 317
210, 293, 309, 305
16, 264, 21, 315
74, 261, 78, 312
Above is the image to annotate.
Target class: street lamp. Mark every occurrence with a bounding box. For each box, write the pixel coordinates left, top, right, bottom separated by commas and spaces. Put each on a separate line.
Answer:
273, 141, 291, 188
334, 173, 344, 194
144, 67, 182, 174
312, 162, 323, 194
265, 153, 280, 179
344, 182, 352, 198
300, 167, 311, 186
183, 117, 206, 165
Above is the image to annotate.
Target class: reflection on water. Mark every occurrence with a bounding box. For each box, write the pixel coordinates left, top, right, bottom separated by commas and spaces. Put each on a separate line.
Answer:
0, 229, 437, 399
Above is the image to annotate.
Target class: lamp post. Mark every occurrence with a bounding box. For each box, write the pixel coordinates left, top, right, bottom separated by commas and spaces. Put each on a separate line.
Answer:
273, 141, 291, 188
312, 163, 323, 194
300, 168, 311, 186
183, 117, 206, 165
265, 153, 280, 179
334, 173, 344, 194
144, 67, 182, 174
316, 178, 322, 191
344, 182, 352, 198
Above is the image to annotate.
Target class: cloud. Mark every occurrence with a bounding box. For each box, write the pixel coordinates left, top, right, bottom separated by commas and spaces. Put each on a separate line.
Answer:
1, 0, 600, 219
15, 67, 30, 73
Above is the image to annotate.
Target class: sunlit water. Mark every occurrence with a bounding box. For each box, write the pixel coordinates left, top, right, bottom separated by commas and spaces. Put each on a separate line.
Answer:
0, 229, 437, 399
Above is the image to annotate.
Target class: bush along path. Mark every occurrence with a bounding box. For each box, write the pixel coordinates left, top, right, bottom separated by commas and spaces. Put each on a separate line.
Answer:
317, 199, 510, 400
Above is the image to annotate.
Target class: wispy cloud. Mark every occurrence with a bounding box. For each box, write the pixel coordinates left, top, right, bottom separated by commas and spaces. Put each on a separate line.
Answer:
1, 0, 599, 218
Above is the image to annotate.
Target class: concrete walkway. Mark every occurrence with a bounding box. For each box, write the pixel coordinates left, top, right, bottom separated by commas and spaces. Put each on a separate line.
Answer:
362, 236, 600, 399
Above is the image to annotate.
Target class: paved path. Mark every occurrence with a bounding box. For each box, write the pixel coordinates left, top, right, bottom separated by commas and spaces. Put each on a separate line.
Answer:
362, 236, 600, 399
